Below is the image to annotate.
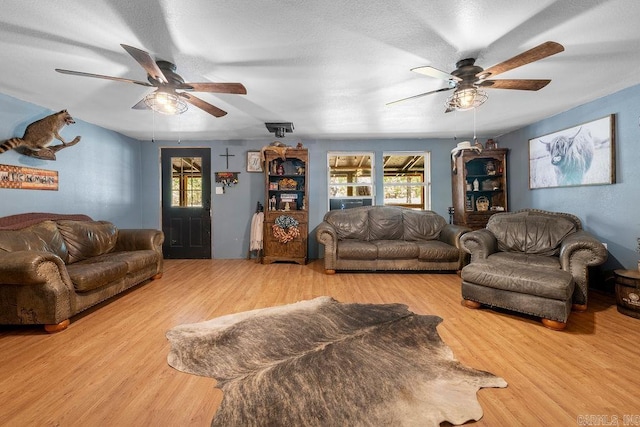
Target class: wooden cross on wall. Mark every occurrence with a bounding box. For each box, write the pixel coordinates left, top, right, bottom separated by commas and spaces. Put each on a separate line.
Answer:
220, 148, 235, 169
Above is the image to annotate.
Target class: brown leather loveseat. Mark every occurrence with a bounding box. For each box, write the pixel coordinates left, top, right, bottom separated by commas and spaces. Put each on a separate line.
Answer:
0, 213, 164, 332
316, 206, 470, 274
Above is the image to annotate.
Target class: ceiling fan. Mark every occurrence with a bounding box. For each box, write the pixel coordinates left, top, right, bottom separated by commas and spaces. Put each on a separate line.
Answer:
387, 41, 564, 112
55, 44, 247, 117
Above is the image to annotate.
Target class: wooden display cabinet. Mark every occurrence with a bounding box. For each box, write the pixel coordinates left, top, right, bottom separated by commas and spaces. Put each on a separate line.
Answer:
262, 148, 308, 264
452, 148, 509, 230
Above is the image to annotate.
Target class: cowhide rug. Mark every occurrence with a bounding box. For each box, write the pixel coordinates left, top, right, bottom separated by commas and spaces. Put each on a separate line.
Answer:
166, 296, 507, 426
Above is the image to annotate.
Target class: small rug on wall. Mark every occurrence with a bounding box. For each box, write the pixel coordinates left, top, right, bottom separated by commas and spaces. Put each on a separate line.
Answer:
166, 296, 507, 427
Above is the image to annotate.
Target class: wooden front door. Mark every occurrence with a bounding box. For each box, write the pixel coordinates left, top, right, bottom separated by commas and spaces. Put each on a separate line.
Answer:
161, 148, 212, 259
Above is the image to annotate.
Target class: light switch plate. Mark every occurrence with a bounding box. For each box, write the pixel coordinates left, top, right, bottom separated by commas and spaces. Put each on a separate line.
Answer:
215, 186, 224, 194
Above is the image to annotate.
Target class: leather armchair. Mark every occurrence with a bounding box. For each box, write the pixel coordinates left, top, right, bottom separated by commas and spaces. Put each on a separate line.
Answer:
459, 209, 607, 330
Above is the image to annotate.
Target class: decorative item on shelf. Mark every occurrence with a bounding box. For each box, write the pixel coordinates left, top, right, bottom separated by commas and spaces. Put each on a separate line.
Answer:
296, 166, 305, 175
481, 179, 501, 191
465, 195, 475, 212
476, 196, 490, 211
269, 182, 279, 190
269, 195, 277, 211
485, 139, 498, 150
451, 140, 482, 174
473, 178, 479, 191
279, 178, 297, 190
279, 193, 298, 210
466, 182, 472, 191
276, 164, 285, 175
485, 161, 497, 175
261, 140, 290, 161
215, 172, 239, 187
489, 206, 505, 211
272, 215, 300, 244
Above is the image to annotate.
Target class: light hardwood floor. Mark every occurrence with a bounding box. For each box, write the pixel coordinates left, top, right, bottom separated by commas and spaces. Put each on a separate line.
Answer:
2, 259, 639, 426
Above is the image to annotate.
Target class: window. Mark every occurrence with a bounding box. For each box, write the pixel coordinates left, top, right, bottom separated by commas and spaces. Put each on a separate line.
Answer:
171, 157, 203, 207
383, 152, 430, 210
328, 152, 374, 210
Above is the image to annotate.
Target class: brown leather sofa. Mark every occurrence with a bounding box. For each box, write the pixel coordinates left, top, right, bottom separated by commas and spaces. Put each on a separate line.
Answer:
459, 209, 608, 330
316, 206, 470, 274
0, 213, 164, 332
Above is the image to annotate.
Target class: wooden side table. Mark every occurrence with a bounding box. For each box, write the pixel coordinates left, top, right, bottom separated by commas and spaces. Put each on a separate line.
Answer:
613, 269, 640, 319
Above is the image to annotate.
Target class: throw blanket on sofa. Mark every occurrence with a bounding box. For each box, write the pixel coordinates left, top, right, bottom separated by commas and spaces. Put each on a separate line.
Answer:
0, 212, 91, 230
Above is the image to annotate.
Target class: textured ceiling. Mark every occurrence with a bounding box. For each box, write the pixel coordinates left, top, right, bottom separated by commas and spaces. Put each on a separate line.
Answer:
1, 0, 639, 141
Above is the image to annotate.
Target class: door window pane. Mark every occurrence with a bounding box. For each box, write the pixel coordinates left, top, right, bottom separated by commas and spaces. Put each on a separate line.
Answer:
171, 157, 203, 207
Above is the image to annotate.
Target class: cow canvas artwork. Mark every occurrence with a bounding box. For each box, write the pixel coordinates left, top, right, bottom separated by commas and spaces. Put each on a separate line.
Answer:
529, 115, 615, 189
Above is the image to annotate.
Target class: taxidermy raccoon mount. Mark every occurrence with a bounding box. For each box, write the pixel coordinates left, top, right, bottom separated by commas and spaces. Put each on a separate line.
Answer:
0, 110, 81, 160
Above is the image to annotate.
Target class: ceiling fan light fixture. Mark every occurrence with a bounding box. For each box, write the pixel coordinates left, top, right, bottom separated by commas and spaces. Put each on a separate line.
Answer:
144, 91, 188, 115
446, 88, 488, 111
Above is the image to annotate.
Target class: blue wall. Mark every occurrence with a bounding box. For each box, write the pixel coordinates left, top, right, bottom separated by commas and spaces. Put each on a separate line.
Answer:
139, 137, 462, 259
497, 84, 640, 270
0, 93, 143, 227
4, 82, 639, 268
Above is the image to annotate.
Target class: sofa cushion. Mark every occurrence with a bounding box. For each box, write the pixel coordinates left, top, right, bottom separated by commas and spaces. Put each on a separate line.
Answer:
461, 262, 574, 301
0, 229, 49, 253
324, 209, 369, 241
489, 252, 561, 269
0, 221, 69, 262
374, 240, 419, 259
487, 211, 577, 256
56, 220, 118, 264
415, 241, 461, 262
402, 210, 445, 241
66, 260, 128, 292
91, 250, 159, 272
337, 240, 378, 260
368, 208, 403, 241
30, 221, 69, 262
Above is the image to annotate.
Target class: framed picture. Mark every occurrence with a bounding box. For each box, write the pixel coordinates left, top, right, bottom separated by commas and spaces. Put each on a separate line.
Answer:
246, 151, 263, 173
529, 115, 615, 189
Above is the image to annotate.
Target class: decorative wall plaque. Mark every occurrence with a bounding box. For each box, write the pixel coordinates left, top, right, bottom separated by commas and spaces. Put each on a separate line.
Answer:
0, 164, 58, 190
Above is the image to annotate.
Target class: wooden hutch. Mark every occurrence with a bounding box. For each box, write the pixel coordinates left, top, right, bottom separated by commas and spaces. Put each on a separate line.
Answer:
262, 148, 308, 264
451, 148, 509, 229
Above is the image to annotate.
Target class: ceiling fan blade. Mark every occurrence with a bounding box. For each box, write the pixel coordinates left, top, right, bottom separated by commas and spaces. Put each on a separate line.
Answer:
177, 82, 247, 94
479, 41, 564, 79
55, 69, 153, 87
131, 98, 149, 110
120, 44, 168, 84
479, 79, 551, 91
386, 86, 454, 106
411, 66, 462, 82
179, 93, 227, 117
